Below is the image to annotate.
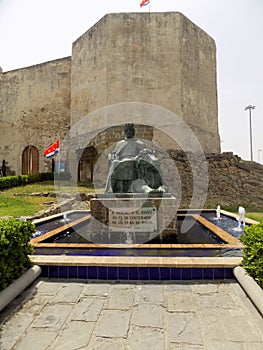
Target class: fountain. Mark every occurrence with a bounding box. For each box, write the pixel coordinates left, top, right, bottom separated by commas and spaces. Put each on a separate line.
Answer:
62, 212, 69, 223
234, 206, 246, 232
32, 206, 246, 258
124, 229, 134, 244
31, 125, 247, 258
215, 205, 221, 220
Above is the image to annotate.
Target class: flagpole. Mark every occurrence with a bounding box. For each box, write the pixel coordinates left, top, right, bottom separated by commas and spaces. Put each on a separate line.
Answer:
57, 139, 61, 190
58, 141, 60, 176
58, 138, 61, 178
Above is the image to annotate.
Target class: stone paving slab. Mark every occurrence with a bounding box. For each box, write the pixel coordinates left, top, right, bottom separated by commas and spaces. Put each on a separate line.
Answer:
31, 304, 72, 330
135, 284, 164, 305
49, 320, 95, 350
0, 279, 262, 350
106, 288, 135, 310
50, 283, 84, 304
14, 329, 57, 350
132, 303, 164, 328
71, 298, 105, 322
129, 327, 165, 350
95, 309, 131, 338
167, 291, 196, 312
36, 281, 63, 295
168, 312, 203, 345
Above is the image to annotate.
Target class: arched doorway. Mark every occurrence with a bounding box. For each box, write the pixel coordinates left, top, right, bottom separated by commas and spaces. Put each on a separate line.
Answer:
77, 146, 97, 182
22, 145, 39, 174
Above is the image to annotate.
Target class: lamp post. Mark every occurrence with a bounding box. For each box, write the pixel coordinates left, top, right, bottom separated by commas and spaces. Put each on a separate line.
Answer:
258, 149, 262, 164
244, 105, 255, 161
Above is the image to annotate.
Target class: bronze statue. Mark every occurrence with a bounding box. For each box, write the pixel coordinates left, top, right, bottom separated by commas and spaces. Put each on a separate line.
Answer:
105, 123, 165, 193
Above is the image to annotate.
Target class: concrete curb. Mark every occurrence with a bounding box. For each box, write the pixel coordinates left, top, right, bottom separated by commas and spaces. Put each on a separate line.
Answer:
234, 266, 263, 317
0, 265, 41, 312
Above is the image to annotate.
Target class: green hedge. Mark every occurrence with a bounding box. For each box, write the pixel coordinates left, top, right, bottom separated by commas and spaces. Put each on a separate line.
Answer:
0, 172, 54, 190
0, 218, 35, 291
240, 223, 263, 288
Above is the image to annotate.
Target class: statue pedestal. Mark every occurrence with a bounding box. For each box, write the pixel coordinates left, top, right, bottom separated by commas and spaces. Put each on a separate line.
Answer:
86, 194, 178, 244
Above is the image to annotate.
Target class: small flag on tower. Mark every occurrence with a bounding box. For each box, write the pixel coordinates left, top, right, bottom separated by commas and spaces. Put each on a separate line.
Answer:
140, 0, 150, 8
44, 140, 60, 158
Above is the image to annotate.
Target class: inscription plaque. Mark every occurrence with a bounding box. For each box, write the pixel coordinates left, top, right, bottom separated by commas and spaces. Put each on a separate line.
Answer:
109, 207, 157, 232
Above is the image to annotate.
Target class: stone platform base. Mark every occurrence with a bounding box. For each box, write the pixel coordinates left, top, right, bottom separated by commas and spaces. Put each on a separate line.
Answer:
84, 195, 178, 244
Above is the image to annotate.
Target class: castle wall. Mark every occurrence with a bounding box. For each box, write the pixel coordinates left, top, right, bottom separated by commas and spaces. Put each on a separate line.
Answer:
0, 12, 221, 177
0, 58, 71, 174
168, 151, 263, 211
71, 12, 220, 153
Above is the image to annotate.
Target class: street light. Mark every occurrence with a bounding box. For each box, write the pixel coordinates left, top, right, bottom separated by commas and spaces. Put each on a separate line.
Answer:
258, 149, 262, 164
244, 105, 255, 161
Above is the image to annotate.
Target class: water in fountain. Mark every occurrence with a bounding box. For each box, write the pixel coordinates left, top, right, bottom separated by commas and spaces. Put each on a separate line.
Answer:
122, 225, 135, 244
61, 212, 69, 223
32, 230, 42, 238
233, 206, 246, 232
125, 230, 134, 244
214, 205, 221, 220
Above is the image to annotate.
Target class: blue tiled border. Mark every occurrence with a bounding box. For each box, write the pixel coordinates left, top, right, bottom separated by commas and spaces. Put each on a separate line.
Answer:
40, 265, 234, 280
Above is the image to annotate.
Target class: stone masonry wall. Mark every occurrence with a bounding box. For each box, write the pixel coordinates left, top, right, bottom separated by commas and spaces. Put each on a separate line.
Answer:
91, 125, 154, 153
168, 151, 263, 211
0, 58, 71, 174
71, 12, 220, 153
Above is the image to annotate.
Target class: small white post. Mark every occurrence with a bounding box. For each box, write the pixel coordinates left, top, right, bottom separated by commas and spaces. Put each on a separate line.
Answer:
216, 205, 221, 220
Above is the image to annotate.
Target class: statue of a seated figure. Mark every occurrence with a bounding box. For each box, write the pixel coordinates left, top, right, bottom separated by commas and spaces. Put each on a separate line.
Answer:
105, 123, 165, 194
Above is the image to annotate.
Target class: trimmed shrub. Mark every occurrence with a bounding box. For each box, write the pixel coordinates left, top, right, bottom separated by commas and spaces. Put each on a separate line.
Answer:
0, 172, 54, 190
240, 223, 263, 288
0, 218, 35, 291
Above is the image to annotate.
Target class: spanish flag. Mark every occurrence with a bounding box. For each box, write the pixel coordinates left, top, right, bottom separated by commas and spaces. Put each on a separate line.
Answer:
44, 140, 60, 158
140, 0, 150, 7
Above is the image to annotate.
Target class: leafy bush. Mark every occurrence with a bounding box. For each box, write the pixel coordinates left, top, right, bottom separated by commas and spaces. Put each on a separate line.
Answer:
0, 218, 35, 291
0, 172, 54, 190
240, 223, 263, 288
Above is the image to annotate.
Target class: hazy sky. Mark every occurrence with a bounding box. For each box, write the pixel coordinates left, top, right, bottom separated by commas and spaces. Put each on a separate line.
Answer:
0, 0, 262, 162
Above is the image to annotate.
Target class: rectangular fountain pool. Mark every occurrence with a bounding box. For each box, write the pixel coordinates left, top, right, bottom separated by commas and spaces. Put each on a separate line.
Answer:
30, 209, 258, 281
31, 209, 248, 258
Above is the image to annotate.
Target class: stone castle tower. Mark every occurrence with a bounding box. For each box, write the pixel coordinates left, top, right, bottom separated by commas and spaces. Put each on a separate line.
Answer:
0, 12, 220, 178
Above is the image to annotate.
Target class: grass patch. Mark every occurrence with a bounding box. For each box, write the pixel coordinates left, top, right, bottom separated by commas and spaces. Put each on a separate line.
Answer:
3, 181, 83, 196
0, 196, 47, 217
0, 180, 96, 217
245, 212, 263, 222
0, 181, 58, 217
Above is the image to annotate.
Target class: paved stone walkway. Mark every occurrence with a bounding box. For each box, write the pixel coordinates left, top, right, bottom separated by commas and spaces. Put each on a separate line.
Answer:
0, 279, 262, 349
